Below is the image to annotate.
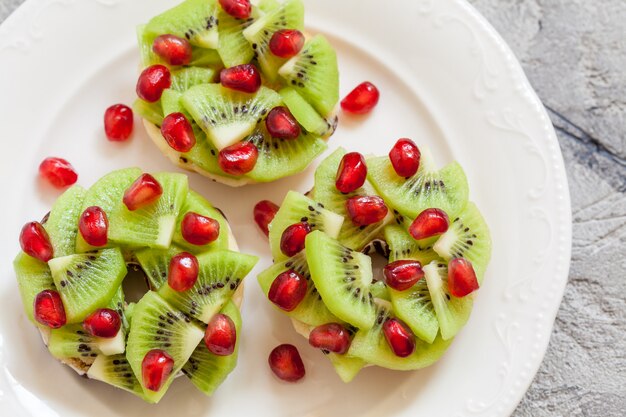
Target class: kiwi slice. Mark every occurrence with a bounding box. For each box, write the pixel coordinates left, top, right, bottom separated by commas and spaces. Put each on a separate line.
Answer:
312, 148, 393, 251
278, 35, 339, 116
258, 0, 281, 13
433, 202, 492, 285
48, 321, 125, 362
257, 251, 339, 326
268, 191, 344, 262
305, 231, 377, 330
133, 98, 164, 127
108, 172, 189, 249
242, 0, 305, 81
170, 67, 218, 92
158, 250, 258, 323
370, 280, 390, 301
385, 224, 441, 265
182, 300, 241, 395
136, 245, 182, 290
44, 185, 86, 258
144, 0, 220, 49
87, 353, 147, 400
423, 261, 473, 341
126, 291, 204, 403
367, 150, 469, 220
182, 83, 281, 150
48, 248, 127, 323
327, 353, 365, 383
13, 252, 55, 324
216, 6, 260, 67
280, 87, 336, 137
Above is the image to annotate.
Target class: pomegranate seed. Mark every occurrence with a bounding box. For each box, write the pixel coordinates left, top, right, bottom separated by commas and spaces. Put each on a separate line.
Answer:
34, 290, 66, 329
39, 157, 78, 189
409, 208, 450, 240
268, 344, 305, 382
123, 173, 163, 211
335, 152, 367, 194
20, 222, 53, 262
78, 206, 108, 247
280, 222, 310, 257
218, 141, 259, 175
218, 0, 251, 19
448, 258, 479, 297
268, 269, 307, 312
265, 106, 301, 140
383, 318, 415, 358
168, 252, 199, 292
142, 349, 174, 392
220, 64, 261, 93
253, 200, 280, 237
161, 113, 196, 152
181, 212, 220, 245
383, 260, 424, 291
389, 138, 421, 178
83, 308, 121, 338
346, 195, 388, 226
204, 313, 237, 356
152, 34, 193, 66
341, 82, 380, 114
136, 65, 171, 103
104, 104, 134, 142
269, 29, 305, 58
308, 323, 351, 354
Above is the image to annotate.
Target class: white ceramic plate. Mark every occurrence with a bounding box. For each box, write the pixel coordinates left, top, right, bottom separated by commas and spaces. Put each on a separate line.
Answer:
0, 0, 572, 416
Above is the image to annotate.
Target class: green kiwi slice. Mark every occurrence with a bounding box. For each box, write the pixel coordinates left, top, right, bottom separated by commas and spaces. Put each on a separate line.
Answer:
216, 6, 260, 67
423, 261, 473, 341
108, 172, 189, 249
305, 231, 377, 330
268, 191, 344, 262
48, 321, 125, 362
258, 0, 281, 13
370, 280, 390, 301
366, 149, 469, 220
182, 300, 241, 395
327, 353, 366, 383
242, 0, 305, 81
87, 353, 147, 400
144, 0, 220, 49
170, 67, 218, 92
14, 253, 55, 324
312, 148, 393, 251
257, 251, 339, 326
433, 202, 492, 285
182, 83, 281, 150
158, 250, 258, 323
279, 87, 336, 137
126, 291, 204, 403
136, 245, 182, 290
133, 98, 164, 127
278, 35, 339, 116
44, 185, 86, 258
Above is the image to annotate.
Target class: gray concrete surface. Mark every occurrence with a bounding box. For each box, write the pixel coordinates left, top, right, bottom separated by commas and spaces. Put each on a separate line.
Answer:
1, 0, 624, 415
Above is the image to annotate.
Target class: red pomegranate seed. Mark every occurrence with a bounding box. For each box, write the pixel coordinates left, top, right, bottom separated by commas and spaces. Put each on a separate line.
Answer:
383, 318, 415, 358
253, 200, 280, 237
34, 290, 66, 329
39, 157, 78, 189
20, 222, 53, 262
83, 308, 121, 338
218, 0, 251, 19
220, 64, 261, 93
136, 65, 171, 103
448, 258, 479, 297
409, 208, 450, 240
383, 260, 424, 291
79, 206, 108, 247
280, 222, 310, 257
181, 212, 220, 246
268, 344, 305, 382
308, 323, 351, 354
152, 34, 193, 66
204, 313, 237, 356
335, 152, 367, 194
346, 195, 388, 226
269, 29, 305, 58
123, 173, 163, 211
341, 82, 380, 114
265, 106, 301, 140
268, 269, 307, 312
218, 141, 259, 175
104, 104, 134, 142
161, 113, 196, 152
142, 349, 174, 392
389, 138, 421, 178
168, 252, 199, 292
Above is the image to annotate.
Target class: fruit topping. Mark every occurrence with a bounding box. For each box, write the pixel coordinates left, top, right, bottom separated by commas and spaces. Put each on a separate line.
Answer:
34, 289, 66, 329
340, 82, 379, 114
268, 344, 305, 382
389, 138, 420, 178
20, 221, 54, 262
269, 29, 305, 58
383, 260, 424, 291
161, 112, 197, 152
308, 323, 351, 354
168, 252, 199, 292
141, 349, 175, 392
447, 258, 479, 297
382, 318, 415, 358
335, 152, 367, 194
104, 104, 134, 142
123, 173, 163, 211
253, 200, 280, 236
181, 212, 220, 245
204, 313, 237, 356
280, 222, 310, 257
268, 269, 307, 312
346, 195, 388, 226
265, 106, 301, 140
79, 206, 109, 247
152, 34, 193, 66
136, 65, 172, 103
39, 157, 78, 189
220, 64, 262, 94
409, 208, 450, 241
218, 141, 259, 175
218, 0, 251, 19
83, 308, 122, 338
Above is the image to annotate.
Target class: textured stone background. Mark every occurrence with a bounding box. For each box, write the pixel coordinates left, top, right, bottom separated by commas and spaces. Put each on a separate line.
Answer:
1, 0, 625, 415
